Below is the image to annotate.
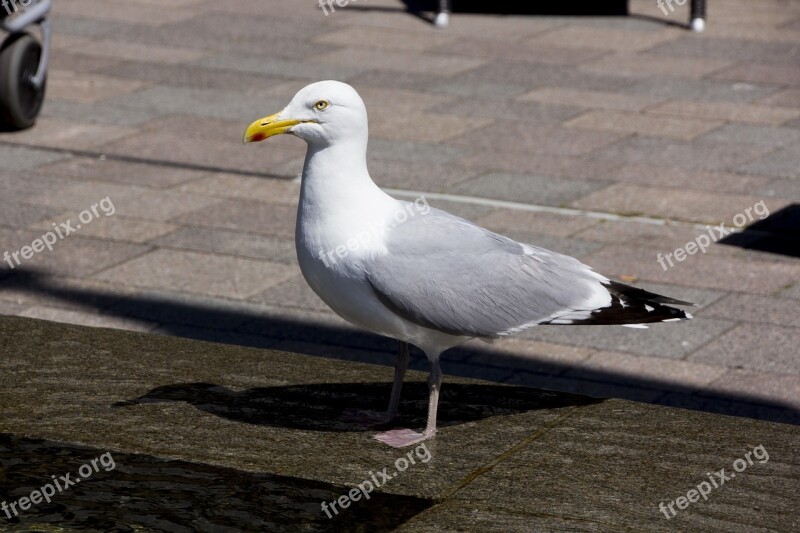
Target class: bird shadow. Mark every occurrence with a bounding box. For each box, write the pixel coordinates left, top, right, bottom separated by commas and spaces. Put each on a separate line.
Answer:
113, 381, 600, 432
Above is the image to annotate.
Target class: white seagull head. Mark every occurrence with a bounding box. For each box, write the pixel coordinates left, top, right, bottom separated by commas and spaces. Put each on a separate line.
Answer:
243, 80, 368, 148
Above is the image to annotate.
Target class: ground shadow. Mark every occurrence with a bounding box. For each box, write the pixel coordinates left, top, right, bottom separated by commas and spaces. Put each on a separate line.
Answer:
114, 381, 599, 432
0, 434, 431, 531
2, 268, 799, 426
719, 204, 800, 258
401, 0, 628, 16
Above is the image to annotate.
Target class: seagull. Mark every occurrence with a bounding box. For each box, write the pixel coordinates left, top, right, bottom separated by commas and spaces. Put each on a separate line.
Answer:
243, 80, 694, 448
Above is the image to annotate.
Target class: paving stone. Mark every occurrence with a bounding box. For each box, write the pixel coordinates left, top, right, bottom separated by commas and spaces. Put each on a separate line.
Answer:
0, 300, 28, 316
624, 78, 778, 103
573, 218, 762, 262
249, 275, 329, 313
648, 99, 800, 125
104, 86, 285, 122
760, 178, 800, 202
458, 150, 620, 181
413, 199, 495, 222
697, 123, 800, 147
644, 35, 800, 65
427, 96, 584, 124
565, 110, 722, 140
500, 231, 605, 259
450, 172, 608, 207
111, 11, 329, 57
99, 61, 295, 92
369, 109, 493, 143
518, 87, 666, 112
759, 89, 800, 108
430, 80, 528, 99
94, 249, 296, 300
40, 99, 164, 127
368, 159, 481, 192
689, 324, 800, 374
583, 244, 800, 295
64, 39, 208, 64
0, 145, 69, 171
712, 63, 800, 86
55, 0, 202, 26
2, 233, 149, 278
175, 173, 301, 205
0, 118, 138, 151
454, 61, 633, 92
588, 137, 774, 172
435, 38, 606, 65
608, 165, 775, 195
565, 351, 728, 390
570, 183, 788, 223
312, 25, 458, 52
0, 202, 63, 230
101, 130, 301, 176
28, 181, 221, 222
475, 210, 601, 238
49, 50, 125, 74
699, 293, 800, 328
174, 200, 298, 238
526, 25, 679, 51
336, 70, 450, 93
152, 227, 297, 264
580, 53, 734, 78
518, 316, 734, 360
366, 139, 468, 165
450, 122, 627, 156
738, 143, 800, 179
46, 69, 150, 103
35, 157, 210, 189
27, 213, 176, 244
195, 54, 365, 81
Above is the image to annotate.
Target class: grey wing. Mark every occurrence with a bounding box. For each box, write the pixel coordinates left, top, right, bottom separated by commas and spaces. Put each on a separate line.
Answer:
364, 207, 616, 338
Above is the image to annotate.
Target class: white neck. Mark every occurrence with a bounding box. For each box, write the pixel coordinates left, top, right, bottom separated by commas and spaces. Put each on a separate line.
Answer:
296, 139, 398, 252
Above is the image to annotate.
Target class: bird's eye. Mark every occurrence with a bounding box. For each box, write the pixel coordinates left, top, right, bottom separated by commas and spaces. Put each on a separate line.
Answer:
314, 100, 330, 111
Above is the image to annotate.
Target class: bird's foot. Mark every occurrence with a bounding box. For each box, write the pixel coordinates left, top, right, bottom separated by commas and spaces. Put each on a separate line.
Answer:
373, 428, 434, 448
340, 408, 394, 426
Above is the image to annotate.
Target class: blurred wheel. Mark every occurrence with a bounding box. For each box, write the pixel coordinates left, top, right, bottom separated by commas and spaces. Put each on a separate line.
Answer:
0, 33, 46, 130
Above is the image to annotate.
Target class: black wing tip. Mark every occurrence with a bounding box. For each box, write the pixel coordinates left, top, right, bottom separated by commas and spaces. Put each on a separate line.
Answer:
544, 281, 695, 326
605, 280, 696, 307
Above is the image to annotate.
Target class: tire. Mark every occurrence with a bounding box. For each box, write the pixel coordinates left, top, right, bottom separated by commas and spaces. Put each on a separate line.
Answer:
0, 33, 47, 131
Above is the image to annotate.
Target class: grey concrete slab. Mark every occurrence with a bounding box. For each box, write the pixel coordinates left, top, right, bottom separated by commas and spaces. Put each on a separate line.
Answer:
1, 317, 797, 531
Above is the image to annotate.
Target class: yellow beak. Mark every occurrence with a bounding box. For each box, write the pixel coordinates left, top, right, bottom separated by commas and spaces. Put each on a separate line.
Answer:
243, 111, 309, 144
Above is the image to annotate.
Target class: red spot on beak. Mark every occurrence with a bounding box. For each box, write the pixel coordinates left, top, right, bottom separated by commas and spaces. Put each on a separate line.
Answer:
251, 132, 267, 142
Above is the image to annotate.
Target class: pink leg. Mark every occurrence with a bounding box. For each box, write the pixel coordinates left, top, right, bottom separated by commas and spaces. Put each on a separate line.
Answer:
374, 358, 442, 448
341, 341, 409, 425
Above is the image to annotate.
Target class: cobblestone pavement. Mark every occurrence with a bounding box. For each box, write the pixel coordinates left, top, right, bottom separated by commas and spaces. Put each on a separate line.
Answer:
1, 0, 798, 423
